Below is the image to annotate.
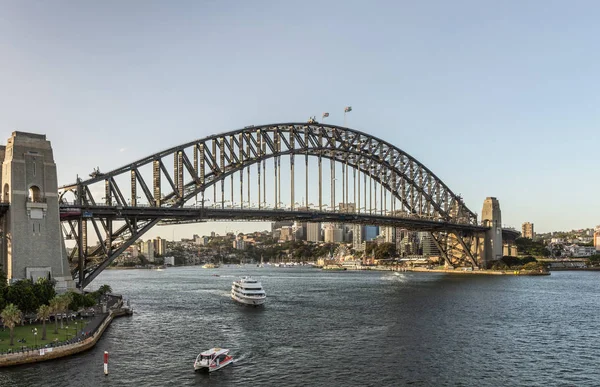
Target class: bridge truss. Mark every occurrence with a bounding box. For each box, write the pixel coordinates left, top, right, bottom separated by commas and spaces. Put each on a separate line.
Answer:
58, 122, 486, 288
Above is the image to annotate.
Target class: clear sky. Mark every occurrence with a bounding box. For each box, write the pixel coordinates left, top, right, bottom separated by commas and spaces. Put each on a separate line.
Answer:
0, 0, 598, 237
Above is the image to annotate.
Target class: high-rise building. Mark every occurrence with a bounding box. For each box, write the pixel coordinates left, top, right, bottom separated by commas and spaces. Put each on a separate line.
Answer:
279, 226, 294, 242
306, 223, 322, 242
353, 225, 365, 251
141, 240, 155, 262
153, 237, 166, 256
594, 226, 600, 252
324, 223, 344, 243
522, 222, 534, 239
419, 232, 440, 257
292, 221, 307, 241
382, 226, 395, 244
364, 226, 379, 241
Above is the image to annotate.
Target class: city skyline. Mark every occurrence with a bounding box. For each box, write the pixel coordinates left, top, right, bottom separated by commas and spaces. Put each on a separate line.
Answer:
1, 1, 599, 236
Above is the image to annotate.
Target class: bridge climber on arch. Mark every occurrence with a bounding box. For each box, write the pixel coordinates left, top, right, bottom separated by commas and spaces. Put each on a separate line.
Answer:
57, 122, 500, 289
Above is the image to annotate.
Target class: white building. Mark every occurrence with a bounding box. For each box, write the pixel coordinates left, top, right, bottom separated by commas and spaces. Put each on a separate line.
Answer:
565, 244, 597, 257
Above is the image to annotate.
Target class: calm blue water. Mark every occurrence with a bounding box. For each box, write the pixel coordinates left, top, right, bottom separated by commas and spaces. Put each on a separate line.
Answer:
1, 268, 599, 386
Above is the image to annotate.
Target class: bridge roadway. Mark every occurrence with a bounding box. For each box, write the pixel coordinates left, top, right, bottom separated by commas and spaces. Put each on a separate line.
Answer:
59, 204, 488, 233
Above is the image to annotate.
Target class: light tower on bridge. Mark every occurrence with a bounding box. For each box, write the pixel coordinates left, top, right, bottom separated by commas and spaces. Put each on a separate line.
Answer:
0, 132, 74, 290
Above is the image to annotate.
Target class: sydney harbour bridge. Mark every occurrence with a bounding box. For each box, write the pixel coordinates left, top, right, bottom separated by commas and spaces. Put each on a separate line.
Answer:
55, 122, 513, 289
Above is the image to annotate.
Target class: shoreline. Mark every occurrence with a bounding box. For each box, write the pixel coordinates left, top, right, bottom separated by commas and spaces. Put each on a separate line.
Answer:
0, 307, 132, 368
342, 265, 550, 276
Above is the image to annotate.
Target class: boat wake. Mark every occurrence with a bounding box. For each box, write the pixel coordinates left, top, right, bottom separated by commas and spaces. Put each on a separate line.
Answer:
381, 273, 408, 282
232, 353, 248, 365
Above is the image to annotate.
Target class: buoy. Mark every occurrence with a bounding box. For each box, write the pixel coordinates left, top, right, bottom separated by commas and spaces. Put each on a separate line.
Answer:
104, 351, 109, 375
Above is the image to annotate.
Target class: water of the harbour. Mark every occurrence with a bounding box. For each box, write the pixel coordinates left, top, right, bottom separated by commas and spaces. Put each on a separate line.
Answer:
2, 268, 599, 387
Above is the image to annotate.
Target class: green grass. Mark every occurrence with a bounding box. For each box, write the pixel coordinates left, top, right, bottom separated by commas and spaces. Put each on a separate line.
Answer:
0, 318, 91, 352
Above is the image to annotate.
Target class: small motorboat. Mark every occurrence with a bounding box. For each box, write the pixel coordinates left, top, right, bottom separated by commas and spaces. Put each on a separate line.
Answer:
194, 348, 234, 372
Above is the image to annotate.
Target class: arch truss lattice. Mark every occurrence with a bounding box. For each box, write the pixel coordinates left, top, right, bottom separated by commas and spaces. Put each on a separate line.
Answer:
58, 123, 483, 288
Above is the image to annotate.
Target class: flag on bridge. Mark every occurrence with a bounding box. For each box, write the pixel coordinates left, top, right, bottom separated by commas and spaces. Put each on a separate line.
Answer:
344, 106, 352, 112
322, 112, 329, 118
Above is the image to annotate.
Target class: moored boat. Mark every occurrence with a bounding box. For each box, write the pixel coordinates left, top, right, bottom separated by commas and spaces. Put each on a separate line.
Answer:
231, 276, 266, 306
194, 348, 234, 372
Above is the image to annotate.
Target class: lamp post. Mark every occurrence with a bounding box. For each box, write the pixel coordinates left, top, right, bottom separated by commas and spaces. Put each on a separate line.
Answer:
65, 326, 69, 341
32, 328, 37, 348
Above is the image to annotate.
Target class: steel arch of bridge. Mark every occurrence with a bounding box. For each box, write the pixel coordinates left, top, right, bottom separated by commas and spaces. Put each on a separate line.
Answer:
59, 123, 482, 288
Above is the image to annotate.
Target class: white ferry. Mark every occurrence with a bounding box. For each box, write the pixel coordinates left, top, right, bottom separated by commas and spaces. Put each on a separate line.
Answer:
231, 276, 266, 306
194, 348, 234, 372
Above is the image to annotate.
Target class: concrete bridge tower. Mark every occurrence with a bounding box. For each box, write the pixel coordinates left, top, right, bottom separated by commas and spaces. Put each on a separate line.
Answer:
480, 197, 503, 268
0, 132, 73, 291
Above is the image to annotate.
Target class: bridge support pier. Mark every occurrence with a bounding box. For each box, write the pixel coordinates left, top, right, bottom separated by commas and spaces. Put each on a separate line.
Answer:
0, 132, 74, 290
479, 197, 503, 268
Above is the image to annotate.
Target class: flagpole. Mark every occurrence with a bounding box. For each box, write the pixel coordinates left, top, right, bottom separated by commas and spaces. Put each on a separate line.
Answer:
343, 106, 352, 127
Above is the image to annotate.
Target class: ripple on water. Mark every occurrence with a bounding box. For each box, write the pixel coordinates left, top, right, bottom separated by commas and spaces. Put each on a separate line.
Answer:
4, 268, 600, 386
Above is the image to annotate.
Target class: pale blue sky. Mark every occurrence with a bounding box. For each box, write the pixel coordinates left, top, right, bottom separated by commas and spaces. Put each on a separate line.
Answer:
0, 0, 598, 237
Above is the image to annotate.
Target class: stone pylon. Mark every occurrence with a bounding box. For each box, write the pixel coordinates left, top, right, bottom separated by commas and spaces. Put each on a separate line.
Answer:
0, 132, 74, 291
479, 197, 503, 268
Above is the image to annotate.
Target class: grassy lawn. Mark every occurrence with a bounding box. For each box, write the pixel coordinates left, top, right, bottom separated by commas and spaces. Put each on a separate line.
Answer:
0, 318, 90, 352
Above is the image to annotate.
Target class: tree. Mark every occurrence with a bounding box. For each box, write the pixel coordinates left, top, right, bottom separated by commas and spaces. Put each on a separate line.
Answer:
1, 303, 23, 346
60, 293, 73, 325
5, 279, 39, 314
374, 242, 396, 260
83, 293, 97, 308
36, 304, 52, 340
98, 284, 113, 296
33, 277, 56, 306
0, 267, 7, 294
49, 296, 61, 334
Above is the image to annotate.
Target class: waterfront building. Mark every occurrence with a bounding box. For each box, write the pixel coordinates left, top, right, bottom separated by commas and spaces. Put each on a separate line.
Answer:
154, 236, 166, 256
565, 244, 597, 257
522, 222, 534, 239
594, 226, 600, 251
141, 240, 155, 262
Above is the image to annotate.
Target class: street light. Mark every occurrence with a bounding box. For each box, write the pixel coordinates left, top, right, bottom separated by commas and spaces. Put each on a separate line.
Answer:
32, 328, 37, 348
65, 325, 69, 341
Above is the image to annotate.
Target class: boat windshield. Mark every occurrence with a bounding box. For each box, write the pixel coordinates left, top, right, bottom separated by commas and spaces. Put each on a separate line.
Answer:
196, 354, 212, 363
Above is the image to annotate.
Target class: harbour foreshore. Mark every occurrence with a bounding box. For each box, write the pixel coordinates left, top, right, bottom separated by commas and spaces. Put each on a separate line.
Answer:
0, 306, 132, 368
344, 265, 550, 275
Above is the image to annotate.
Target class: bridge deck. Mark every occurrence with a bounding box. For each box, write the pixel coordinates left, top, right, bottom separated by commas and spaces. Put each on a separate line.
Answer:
59, 205, 487, 232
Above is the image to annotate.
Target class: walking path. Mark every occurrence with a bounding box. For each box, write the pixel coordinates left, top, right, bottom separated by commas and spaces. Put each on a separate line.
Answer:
0, 295, 132, 367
